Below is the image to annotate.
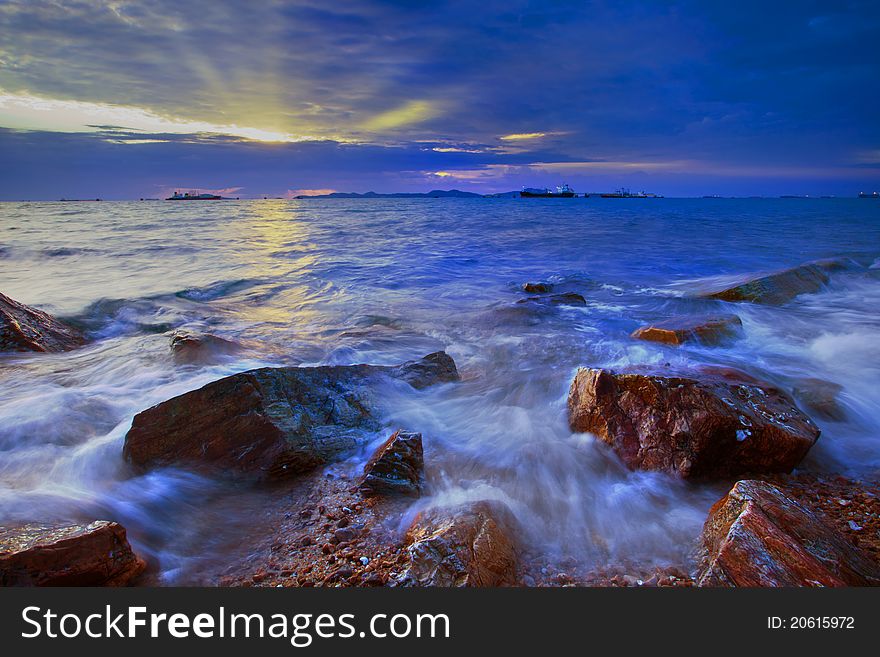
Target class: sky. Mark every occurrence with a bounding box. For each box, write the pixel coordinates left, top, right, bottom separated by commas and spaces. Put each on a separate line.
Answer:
0, 0, 878, 199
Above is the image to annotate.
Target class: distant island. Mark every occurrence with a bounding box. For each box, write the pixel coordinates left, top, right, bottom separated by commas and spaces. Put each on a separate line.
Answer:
294, 189, 483, 199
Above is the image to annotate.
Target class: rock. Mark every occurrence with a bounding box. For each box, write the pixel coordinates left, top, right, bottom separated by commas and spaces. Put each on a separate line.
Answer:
170, 330, 239, 364
400, 502, 517, 587
522, 282, 553, 294
698, 480, 880, 586
567, 367, 820, 479
631, 314, 742, 346
331, 526, 361, 544
390, 351, 459, 389
123, 352, 458, 479
792, 378, 846, 421
702, 261, 833, 305
359, 430, 424, 497
0, 292, 86, 353
0, 521, 145, 586
517, 292, 586, 307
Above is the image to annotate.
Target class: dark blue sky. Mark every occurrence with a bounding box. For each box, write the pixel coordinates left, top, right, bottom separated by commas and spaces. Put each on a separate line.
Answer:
1, 0, 878, 198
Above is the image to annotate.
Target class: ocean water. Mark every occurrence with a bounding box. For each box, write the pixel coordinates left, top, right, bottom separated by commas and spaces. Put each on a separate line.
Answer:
1, 197, 878, 582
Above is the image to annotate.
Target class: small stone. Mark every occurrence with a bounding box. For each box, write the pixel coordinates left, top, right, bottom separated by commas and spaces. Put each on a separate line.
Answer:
333, 526, 361, 543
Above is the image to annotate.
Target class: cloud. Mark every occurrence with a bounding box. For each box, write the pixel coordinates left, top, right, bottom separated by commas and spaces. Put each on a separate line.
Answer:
361, 100, 440, 132
499, 132, 549, 141
0, 89, 319, 142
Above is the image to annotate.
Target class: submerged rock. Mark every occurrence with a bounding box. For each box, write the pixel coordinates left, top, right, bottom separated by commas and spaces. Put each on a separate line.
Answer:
390, 351, 459, 389
792, 378, 846, 422
359, 430, 424, 497
0, 521, 145, 586
702, 261, 833, 305
517, 292, 586, 307
0, 292, 85, 353
567, 367, 820, 479
631, 314, 742, 346
400, 502, 517, 587
123, 352, 458, 480
522, 282, 553, 294
698, 480, 880, 587
170, 330, 240, 365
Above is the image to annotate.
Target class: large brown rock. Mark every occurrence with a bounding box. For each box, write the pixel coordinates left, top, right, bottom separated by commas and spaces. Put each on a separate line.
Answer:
400, 502, 517, 587
0, 521, 145, 586
567, 367, 820, 479
702, 262, 831, 305
123, 352, 458, 479
698, 480, 880, 587
0, 292, 85, 353
631, 314, 742, 346
359, 430, 424, 497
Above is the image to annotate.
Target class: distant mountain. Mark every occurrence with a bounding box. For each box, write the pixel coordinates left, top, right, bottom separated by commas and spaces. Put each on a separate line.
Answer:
294, 189, 484, 198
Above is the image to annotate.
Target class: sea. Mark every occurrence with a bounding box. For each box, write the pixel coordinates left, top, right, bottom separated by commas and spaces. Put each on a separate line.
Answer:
1, 197, 878, 582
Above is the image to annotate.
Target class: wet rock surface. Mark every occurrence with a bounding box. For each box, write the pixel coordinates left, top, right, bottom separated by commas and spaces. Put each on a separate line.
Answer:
400, 502, 518, 587
390, 350, 459, 389
791, 378, 846, 422
123, 352, 458, 479
359, 430, 424, 497
0, 292, 86, 353
0, 521, 145, 586
568, 367, 820, 479
170, 330, 240, 364
701, 261, 833, 305
698, 480, 880, 587
762, 473, 880, 566
517, 292, 587, 307
631, 314, 743, 346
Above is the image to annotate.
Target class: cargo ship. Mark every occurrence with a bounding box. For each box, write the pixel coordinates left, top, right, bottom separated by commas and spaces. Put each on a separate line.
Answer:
520, 183, 577, 198
858, 191, 879, 199
166, 191, 223, 200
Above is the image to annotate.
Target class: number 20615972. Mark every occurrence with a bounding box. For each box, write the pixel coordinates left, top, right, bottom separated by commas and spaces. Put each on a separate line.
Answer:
768, 617, 854, 630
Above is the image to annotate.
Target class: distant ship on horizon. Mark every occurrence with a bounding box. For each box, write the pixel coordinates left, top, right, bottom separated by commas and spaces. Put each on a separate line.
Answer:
600, 188, 663, 198
166, 190, 224, 200
520, 183, 577, 198
858, 191, 879, 199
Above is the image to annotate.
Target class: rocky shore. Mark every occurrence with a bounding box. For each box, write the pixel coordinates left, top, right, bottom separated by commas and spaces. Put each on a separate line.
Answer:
2, 257, 879, 588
